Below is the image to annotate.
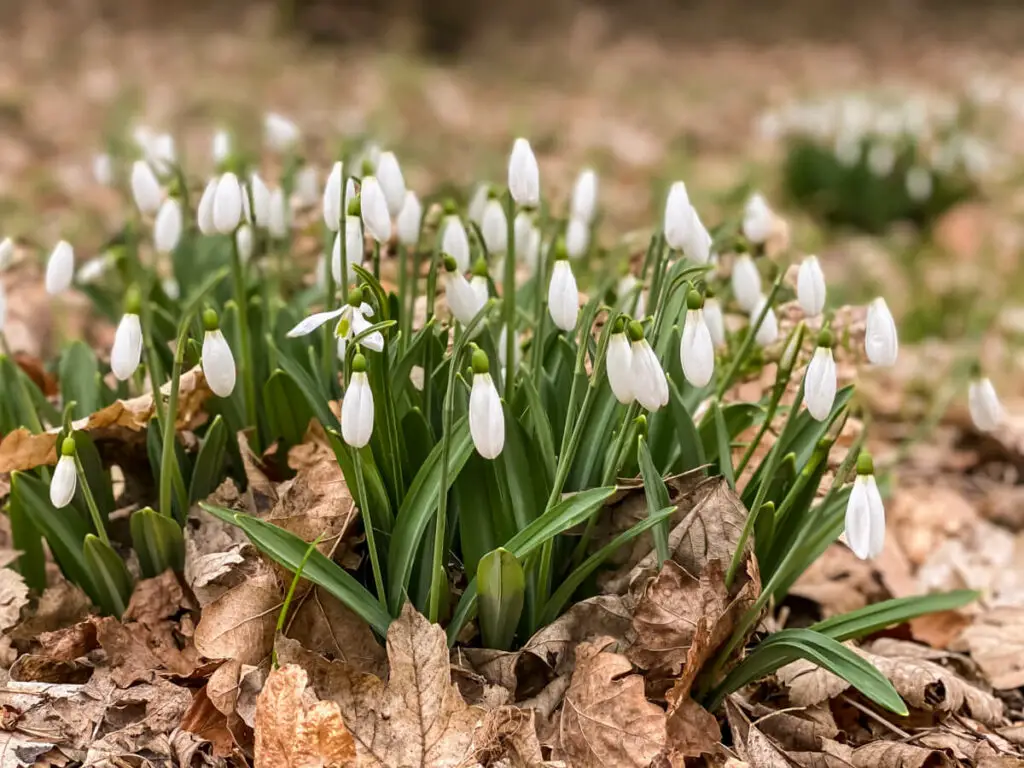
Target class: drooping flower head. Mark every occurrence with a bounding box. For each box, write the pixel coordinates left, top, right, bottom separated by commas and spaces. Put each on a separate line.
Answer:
469, 347, 505, 459
845, 452, 885, 560
680, 290, 715, 388
111, 286, 143, 382
342, 353, 374, 448
201, 309, 237, 398
50, 437, 78, 509
804, 327, 837, 421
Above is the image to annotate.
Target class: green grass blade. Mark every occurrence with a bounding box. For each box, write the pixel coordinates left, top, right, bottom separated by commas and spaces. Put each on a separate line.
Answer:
637, 435, 671, 564
810, 591, 978, 642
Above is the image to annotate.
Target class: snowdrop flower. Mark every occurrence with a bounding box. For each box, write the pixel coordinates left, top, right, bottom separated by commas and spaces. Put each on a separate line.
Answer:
111, 290, 143, 381
235, 224, 254, 263
514, 211, 540, 272
376, 152, 406, 218
607, 320, 634, 405
566, 217, 589, 260
396, 191, 422, 246
268, 188, 289, 239
704, 295, 726, 348
498, 325, 520, 374
905, 167, 932, 202
571, 168, 598, 224
264, 112, 300, 152
617, 274, 646, 319
212, 173, 243, 234
804, 329, 837, 421
76, 254, 109, 284
359, 177, 392, 243
683, 207, 712, 265
0, 237, 13, 271
469, 184, 490, 227
197, 178, 218, 236
680, 291, 715, 388
443, 257, 487, 328
732, 254, 762, 313
470, 259, 489, 305
45, 240, 75, 295
153, 198, 182, 255
481, 198, 508, 255
968, 375, 1003, 432
865, 297, 898, 366
628, 321, 669, 412
548, 245, 579, 332
151, 133, 176, 173
742, 193, 774, 245
201, 309, 236, 397
287, 287, 383, 355
797, 255, 826, 318
442, 210, 471, 273
332, 217, 362, 284
250, 173, 272, 228
867, 143, 896, 177
469, 348, 504, 459
294, 166, 319, 207
663, 182, 691, 250
751, 295, 779, 346
845, 452, 885, 560
212, 129, 231, 165
50, 438, 78, 509
130, 160, 162, 214
323, 161, 344, 231
342, 353, 374, 448
508, 138, 540, 207
93, 153, 113, 186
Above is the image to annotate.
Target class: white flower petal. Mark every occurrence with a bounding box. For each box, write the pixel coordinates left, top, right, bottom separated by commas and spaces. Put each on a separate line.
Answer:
286, 307, 346, 337
865, 297, 898, 366
111, 313, 143, 381
396, 191, 423, 246
130, 160, 162, 214
607, 333, 634, 405
732, 255, 762, 313
235, 225, 254, 263
631, 339, 668, 411
442, 217, 471, 273
470, 373, 504, 459
845, 476, 873, 560
742, 193, 774, 244
212, 172, 243, 234
797, 255, 827, 317
968, 378, 1003, 432
704, 298, 726, 348
376, 152, 406, 218
481, 199, 508, 255
197, 178, 218, 236
663, 182, 691, 250
350, 308, 384, 352
323, 161, 343, 231
50, 455, 77, 508
45, 240, 75, 295
804, 347, 837, 421
508, 138, 540, 206
341, 371, 374, 448
680, 309, 715, 388
571, 168, 598, 224
251, 173, 272, 228
751, 295, 779, 346
202, 329, 237, 397
566, 217, 589, 260
548, 261, 579, 332
360, 176, 392, 243
154, 198, 183, 254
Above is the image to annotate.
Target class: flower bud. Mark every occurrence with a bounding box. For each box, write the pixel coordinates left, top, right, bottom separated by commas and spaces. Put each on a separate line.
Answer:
508, 138, 540, 206
323, 161, 344, 231
607, 325, 634, 405
268, 187, 289, 239
704, 296, 726, 348
845, 453, 885, 560
732, 254, 762, 313
742, 193, 774, 245
93, 153, 113, 186
865, 297, 898, 366
663, 181, 691, 250
571, 168, 598, 224
45, 240, 75, 295
153, 198, 183, 254
968, 376, 1003, 432
342, 366, 374, 448
130, 160, 162, 214
264, 112, 300, 151
442, 216, 471, 273
481, 199, 508, 255
250, 173, 272, 228
396, 191, 422, 246
359, 176, 392, 243
111, 310, 143, 381
548, 258, 579, 332
751, 295, 779, 346
212, 129, 231, 165
680, 303, 715, 388
797, 255, 826, 318
213, 173, 243, 234
470, 358, 504, 459
235, 224, 254, 263
376, 151, 406, 218
197, 177, 218, 236
50, 443, 78, 509
630, 328, 669, 412
203, 321, 237, 398
565, 217, 589, 260
804, 344, 837, 421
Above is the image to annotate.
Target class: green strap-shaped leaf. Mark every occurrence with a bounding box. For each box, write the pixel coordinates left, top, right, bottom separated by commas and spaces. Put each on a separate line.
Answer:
810, 591, 977, 642
83, 534, 134, 618
59, 341, 100, 419
190, 416, 228, 504
637, 435, 671, 565
477, 548, 526, 651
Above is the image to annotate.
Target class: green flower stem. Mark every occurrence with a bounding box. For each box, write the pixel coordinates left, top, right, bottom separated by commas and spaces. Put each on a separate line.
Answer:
321, 221, 338, 392
398, 244, 409, 354
639, 231, 662, 287
716, 273, 784, 399
159, 324, 191, 520
646, 243, 669, 314
354, 450, 387, 609
272, 533, 323, 668
229, 232, 259, 439
503, 193, 517, 400
408, 243, 422, 341
74, 452, 109, 546
530, 230, 556, 396
372, 240, 381, 280
422, 250, 440, 420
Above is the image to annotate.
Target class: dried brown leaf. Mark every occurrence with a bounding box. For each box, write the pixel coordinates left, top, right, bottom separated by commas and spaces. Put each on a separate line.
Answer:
748, 704, 839, 753
285, 586, 385, 679
0, 568, 29, 633
254, 663, 357, 768
789, 545, 887, 618
956, 607, 1024, 690
662, 697, 722, 760
725, 697, 795, 768
180, 685, 237, 758
559, 638, 666, 768
36, 622, 99, 662
8, 654, 92, 684
850, 741, 954, 768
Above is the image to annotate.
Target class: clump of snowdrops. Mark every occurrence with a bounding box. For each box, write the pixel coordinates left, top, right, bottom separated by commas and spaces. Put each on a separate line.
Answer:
0, 115, 1002, 715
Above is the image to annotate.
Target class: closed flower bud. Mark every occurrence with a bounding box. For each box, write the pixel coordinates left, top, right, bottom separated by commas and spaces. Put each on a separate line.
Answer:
445, 267, 486, 327
469, 350, 504, 459
342, 356, 374, 448
376, 151, 406, 218
683, 207, 712, 265
607, 324, 634, 405
804, 334, 837, 421
197, 178, 218, 236
212, 129, 231, 165
359, 176, 392, 243
202, 310, 236, 397
442, 216, 471, 273
469, 184, 490, 226
566, 217, 589, 260
742, 193, 774, 244
45, 240, 75, 295
93, 153, 113, 186
514, 212, 540, 272
0, 237, 13, 271
396, 191, 422, 246
130, 160, 162, 214
481, 199, 508, 255
332, 218, 362, 285
867, 143, 896, 177
77, 254, 109, 284
153, 198, 183, 254
250, 173, 272, 228
162, 278, 180, 300
295, 165, 319, 207
751, 295, 779, 346
865, 297, 898, 366
111, 311, 143, 381
323, 161, 344, 231
50, 439, 78, 509
797, 255, 826, 317
212, 173, 243, 234
571, 168, 598, 224
628, 321, 669, 412
968, 376, 1003, 432
508, 138, 540, 206
732, 254, 762, 313
235, 225, 254, 263
264, 112, 300, 151
845, 453, 885, 560
704, 296, 726, 348
680, 295, 714, 388
663, 181, 691, 250
267, 188, 288, 239
548, 257, 579, 332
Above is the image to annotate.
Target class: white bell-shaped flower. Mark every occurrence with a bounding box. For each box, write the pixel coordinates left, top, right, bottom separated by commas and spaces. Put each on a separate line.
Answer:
212, 129, 231, 164
396, 191, 422, 246
212, 173, 243, 234
235, 225, 254, 263
566, 217, 589, 260
294, 165, 319, 207
663, 181, 691, 251
508, 138, 540, 206
470, 268, 489, 305
628, 322, 669, 412
751, 295, 779, 346
50, 439, 78, 509
732, 254, 762, 312
111, 308, 143, 381
845, 453, 885, 560
683, 207, 712, 265
376, 152, 406, 218
469, 349, 505, 459
197, 178, 218, 236
93, 153, 113, 186
571, 168, 598, 224
804, 334, 837, 421
45, 240, 75, 295
968, 376, 1003, 432
742, 193, 774, 244
268, 188, 289, 239
250, 173, 271, 228
151, 133, 176, 173
469, 184, 490, 227
548, 255, 579, 332
607, 324, 634, 405
680, 293, 715, 388
865, 297, 898, 366
76, 254, 109, 284
153, 198, 183, 255
481, 198, 508, 255
514, 212, 540, 273
445, 260, 487, 327
359, 177, 391, 243
442, 214, 471, 273
704, 296, 726, 348
332, 217, 362, 285
130, 160, 162, 214
797, 255, 826, 318
323, 161, 344, 231
0, 237, 14, 271
201, 310, 236, 398
264, 112, 300, 152
342, 356, 374, 449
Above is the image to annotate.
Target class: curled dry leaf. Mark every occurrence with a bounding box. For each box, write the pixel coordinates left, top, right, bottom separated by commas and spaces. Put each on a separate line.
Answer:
254, 664, 357, 768
661, 697, 722, 761
955, 607, 1024, 690
0, 568, 29, 634
184, 480, 250, 602
0, 365, 212, 473
558, 637, 666, 768
851, 740, 955, 768
9, 579, 92, 645
724, 697, 791, 768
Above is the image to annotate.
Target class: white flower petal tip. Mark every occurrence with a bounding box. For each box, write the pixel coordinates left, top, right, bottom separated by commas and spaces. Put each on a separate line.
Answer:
264, 112, 300, 151
968, 378, 1003, 432
797, 255, 827, 318
154, 198, 183, 254
663, 182, 691, 250
548, 260, 579, 332
202, 330, 237, 397
360, 176, 392, 243
341, 370, 374, 448
742, 193, 774, 245
323, 161, 344, 231
631, 338, 669, 412
445, 271, 486, 328
50, 454, 77, 509
481, 199, 508, 255
197, 178, 218, 236
130, 160, 162, 214
571, 169, 598, 224
751, 296, 779, 346
704, 298, 726, 348
680, 309, 715, 388
396, 191, 423, 246
442, 216, 471, 273
508, 138, 540, 206
212, 173, 243, 234
376, 151, 407, 219
865, 297, 898, 367
732, 254, 762, 313
845, 473, 885, 560
286, 308, 346, 338
804, 346, 837, 421
111, 313, 143, 381
470, 372, 505, 459
607, 332, 634, 405
45, 240, 75, 295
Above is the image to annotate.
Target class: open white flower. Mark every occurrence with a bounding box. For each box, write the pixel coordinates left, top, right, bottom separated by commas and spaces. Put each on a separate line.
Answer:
508, 138, 540, 206
251, 173, 271, 228
797, 255, 826, 318
376, 151, 406, 218
566, 217, 589, 260
268, 188, 289, 238
663, 181, 691, 250
548, 256, 579, 332
212, 172, 243, 234
442, 214, 471, 273
212, 129, 231, 165
680, 293, 715, 388
130, 160, 162, 214
342, 355, 374, 449
396, 191, 422, 246
732, 254, 762, 312
704, 296, 726, 348
481, 198, 508, 255
50, 439, 78, 509
865, 297, 898, 366
154, 198, 182, 254
742, 193, 774, 244
571, 168, 598, 224
607, 323, 634, 405
751, 295, 779, 346
968, 376, 1003, 432
201, 310, 236, 398
287, 290, 383, 355
111, 310, 143, 381
264, 112, 300, 152
469, 349, 504, 459
845, 453, 885, 560
323, 161, 344, 231
629, 322, 669, 412
197, 178, 218, 236
45, 240, 75, 295
804, 334, 837, 421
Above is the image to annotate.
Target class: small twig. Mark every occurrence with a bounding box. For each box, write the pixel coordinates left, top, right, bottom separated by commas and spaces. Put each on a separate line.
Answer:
840, 694, 911, 739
